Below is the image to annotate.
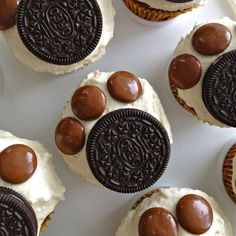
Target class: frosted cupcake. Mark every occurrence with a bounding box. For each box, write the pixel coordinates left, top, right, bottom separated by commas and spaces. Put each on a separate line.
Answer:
218, 140, 236, 204
123, 0, 206, 22
0, 0, 115, 74
0, 130, 65, 235
55, 70, 172, 193
169, 17, 236, 127
116, 187, 233, 235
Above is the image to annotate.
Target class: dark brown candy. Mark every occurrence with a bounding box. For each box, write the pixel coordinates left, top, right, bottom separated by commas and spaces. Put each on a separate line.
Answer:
0, 0, 17, 30
55, 117, 86, 155
107, 71, 142, 102
86, 108, 171, 193
169, 54, 202, 89
71, 85, 106, 121
139, 207, 178, 236
176, 194, 213, 234
0, 187, 38, 235
0, 144, 37, 184
17, 0, 103, 65
192, 23, 232, 55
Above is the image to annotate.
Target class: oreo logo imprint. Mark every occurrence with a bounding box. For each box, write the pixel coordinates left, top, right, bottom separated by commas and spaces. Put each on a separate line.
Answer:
46, 5, 74, 39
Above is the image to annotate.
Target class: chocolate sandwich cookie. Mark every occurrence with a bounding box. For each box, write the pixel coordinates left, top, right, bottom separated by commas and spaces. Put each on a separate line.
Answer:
0, 187, 38, 236
86, 108, 171, 193
17, 0, 103, 65
202, 50, 236, 127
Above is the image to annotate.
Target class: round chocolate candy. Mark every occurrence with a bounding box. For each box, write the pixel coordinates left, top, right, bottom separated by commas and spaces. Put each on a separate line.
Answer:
71, 85, 106, 121
0, 187, 38, 235
176, 194, 213, 234
107, 71, 142, 102
202, 50, 236, 127
139, 208, 178, 236
192, 23, 232, 55
86, 108, 171, 193
0, 144, 37, 184
0, 0, 17, 30
17, 0, 103, 65
169, 54, 202, 89
55, 117, 86, 155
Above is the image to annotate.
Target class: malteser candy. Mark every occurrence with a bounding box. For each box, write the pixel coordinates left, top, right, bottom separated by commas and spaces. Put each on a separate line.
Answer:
55, 117, 85, 155
107, 71, 142, 102
139, 207, 178, 236
192, 23, 232, 55
176, 194, 213, 234
0, 0, 17, 30
72, 85, 106, 121
169, 54, 202, 89
0, 144, 37, 184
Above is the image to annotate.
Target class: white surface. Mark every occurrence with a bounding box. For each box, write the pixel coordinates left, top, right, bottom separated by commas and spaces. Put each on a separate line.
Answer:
0, 0, 235, 235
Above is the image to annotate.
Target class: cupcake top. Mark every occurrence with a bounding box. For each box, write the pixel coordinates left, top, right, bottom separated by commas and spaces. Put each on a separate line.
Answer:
116, 188, 233, 236
0, 130, 65, 234
0, 0, 115, 74
137, 0, 206, 11
169, 17, 236, 127
55, 71, 172, 193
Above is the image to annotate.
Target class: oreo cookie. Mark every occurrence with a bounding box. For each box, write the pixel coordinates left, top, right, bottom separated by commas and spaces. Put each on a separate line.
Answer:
17, 0, 103, 65
86, 108, 171, 193
202, 50, 236, 127
0, 187, 38, 235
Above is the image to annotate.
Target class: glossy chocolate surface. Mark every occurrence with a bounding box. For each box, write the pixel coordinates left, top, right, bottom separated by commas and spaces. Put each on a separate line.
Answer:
55, 117, 86, 155
72, 85, 106, 121
0, 144, 37, 184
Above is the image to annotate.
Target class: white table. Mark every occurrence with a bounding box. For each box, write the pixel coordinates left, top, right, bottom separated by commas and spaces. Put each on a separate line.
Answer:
0, 0, 235, 235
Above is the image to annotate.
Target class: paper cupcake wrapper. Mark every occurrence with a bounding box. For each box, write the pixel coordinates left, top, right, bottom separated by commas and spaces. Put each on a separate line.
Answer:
170, 81, 197, 116
123, 0, 193, 21
223, 144, 236, 203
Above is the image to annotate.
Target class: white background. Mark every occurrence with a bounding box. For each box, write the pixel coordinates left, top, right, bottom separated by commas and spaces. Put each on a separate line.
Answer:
0, 0, 236, 235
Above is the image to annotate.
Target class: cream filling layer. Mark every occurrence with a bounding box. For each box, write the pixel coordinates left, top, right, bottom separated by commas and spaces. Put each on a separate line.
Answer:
61, 71, 172, 185
0, 130, 65, 234
1, 0, 115, 74
173, 17, 236, 127
116, 188, 233, 236
140, 0, 206, 11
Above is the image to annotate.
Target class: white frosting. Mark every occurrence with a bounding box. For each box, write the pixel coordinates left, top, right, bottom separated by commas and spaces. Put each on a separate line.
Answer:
172, 17, 236, 127
61, 71, 172, 185
0, 130, 65, 235
116, 188, 233, 236
139, 0, 206, 11
1, 0, 115, 74
227, 0, 236, 16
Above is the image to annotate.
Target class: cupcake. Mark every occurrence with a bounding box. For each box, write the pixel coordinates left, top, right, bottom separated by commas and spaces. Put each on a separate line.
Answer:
55, 70, 172, 193
168, 17, 236, 127
116, 187, 233, 235
218, 141, 236, 203
0, 130, 65, 235
123, 0, 206, 22
0, 0, 115, 74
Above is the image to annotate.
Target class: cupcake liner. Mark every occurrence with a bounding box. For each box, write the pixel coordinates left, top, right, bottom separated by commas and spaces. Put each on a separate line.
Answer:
170, 81, 197, 116
40, 213, 54, 232
223, 144, 236, 203
123, 0, 193, 22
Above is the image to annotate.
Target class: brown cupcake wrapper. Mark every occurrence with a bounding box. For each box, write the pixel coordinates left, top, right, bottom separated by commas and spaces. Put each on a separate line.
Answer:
123, 0, 193, 22
170, 81, 197, 116
40, 212, 54, 232
223, 144, 236, 203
